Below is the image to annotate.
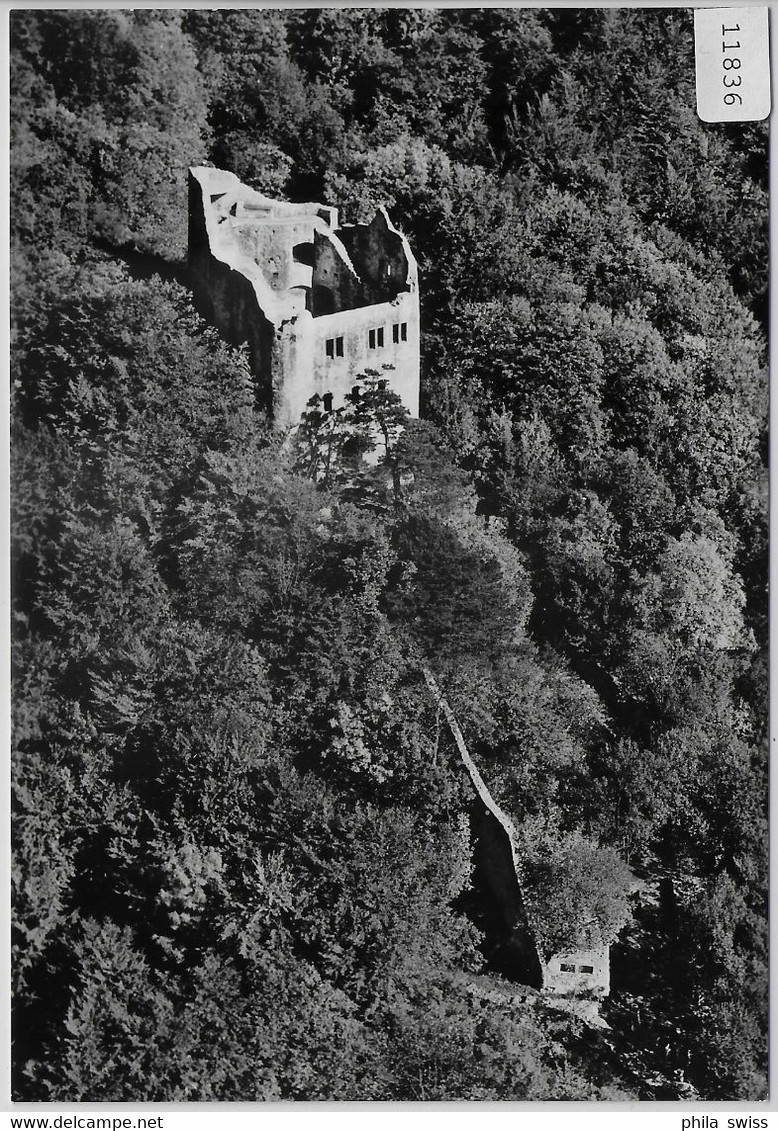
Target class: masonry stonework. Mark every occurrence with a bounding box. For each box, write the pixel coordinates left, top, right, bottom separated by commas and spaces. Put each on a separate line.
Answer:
188, 166, 420, 428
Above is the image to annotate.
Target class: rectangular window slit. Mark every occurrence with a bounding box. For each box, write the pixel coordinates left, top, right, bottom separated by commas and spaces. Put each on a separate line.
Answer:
560, 963, 576, 973
368, 329, 376, 350
580, 965, 594, 974
393, 324, 400, 344
325, 339, 334, 359
401, 322, 408, 341
323, 392, 333, 413
336, 336, 344, 357
377, 327, 385, 348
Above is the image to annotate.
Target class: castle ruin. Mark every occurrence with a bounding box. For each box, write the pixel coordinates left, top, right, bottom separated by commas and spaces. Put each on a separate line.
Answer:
188, 166, 420, 428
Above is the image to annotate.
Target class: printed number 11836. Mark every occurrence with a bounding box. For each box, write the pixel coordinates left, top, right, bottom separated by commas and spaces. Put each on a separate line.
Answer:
694, 7, 769, 123
721, 23, 743, 106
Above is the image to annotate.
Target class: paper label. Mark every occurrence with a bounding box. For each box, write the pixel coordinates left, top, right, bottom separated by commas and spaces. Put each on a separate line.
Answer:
694, 7, 770, 122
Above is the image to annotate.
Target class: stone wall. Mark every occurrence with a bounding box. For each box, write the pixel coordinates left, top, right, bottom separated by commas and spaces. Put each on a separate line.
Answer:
188, 172, 275, 407
269, 292, 419, 424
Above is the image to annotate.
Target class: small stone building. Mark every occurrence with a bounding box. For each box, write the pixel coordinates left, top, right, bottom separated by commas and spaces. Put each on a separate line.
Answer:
539, 946, 610, 998
188, 166, 420, 428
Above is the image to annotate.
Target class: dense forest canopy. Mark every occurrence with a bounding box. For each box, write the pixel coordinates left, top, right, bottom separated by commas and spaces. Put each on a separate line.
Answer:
11, 8, 767, 1101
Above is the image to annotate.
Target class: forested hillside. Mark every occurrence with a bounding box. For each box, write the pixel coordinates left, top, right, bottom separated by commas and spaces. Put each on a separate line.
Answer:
11, 9, 767, 1101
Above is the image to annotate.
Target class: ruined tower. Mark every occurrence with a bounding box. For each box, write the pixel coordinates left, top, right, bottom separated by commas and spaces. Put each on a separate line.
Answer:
188, 166, 420, 428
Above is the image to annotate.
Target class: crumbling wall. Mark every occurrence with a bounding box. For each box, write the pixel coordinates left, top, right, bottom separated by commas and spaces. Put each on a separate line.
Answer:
339, 209, 410, 306
312, 229, 363, 314
188, 173, 274, 407
245, 218, 320, 292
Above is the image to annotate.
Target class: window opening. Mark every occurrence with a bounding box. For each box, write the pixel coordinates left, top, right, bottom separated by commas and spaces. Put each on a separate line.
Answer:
368, 329, 376, 350
401, 322, 408, 342
336, 336, 344, 357
323, 392, 333, 413
377, 327, 385, 348
393, 324, 400, 344
560, 963, 576, 973
293, 241, 315, 267
580, 965, 594, 974
325, 339, 335, 359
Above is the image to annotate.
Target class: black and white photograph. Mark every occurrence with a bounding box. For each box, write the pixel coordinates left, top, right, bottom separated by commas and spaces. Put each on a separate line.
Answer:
9, 3, 769, 1106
